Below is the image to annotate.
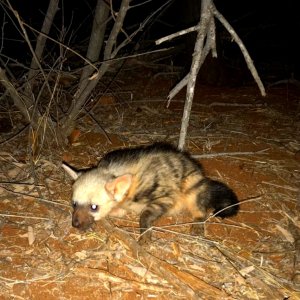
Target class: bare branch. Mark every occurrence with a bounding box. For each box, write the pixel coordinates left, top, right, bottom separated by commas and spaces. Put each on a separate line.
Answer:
78, 0, 110, 92
24, 24, 98, 73
130, 0, 152, 9
211, 4, 266, 96
178, 0, 213, 150
156, 25, 199, 45
159, 1, 266, 123
167, 18, 215, 104
104, 0, 131, 60
166, 8, 216, 105
192, 148, 269, 159
25, 0, 59, 94
113, 0, 173, 57
0, 68, 30, 122
6, 1, 54, 99
61, 0, 131, 135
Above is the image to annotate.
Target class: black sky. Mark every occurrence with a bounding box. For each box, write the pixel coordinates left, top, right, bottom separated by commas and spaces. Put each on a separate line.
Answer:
1, 0, 299, 80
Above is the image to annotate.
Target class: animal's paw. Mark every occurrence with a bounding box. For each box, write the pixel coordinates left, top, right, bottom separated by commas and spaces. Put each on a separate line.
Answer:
138, 232, 151, 245
191, 223, 204, 236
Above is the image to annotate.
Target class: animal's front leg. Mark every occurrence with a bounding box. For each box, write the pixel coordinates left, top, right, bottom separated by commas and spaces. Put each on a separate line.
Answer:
138, 199, 172, 245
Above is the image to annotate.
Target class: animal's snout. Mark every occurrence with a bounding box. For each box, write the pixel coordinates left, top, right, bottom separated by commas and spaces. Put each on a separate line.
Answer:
72, 216, 81, 228
72, 206, 94, 230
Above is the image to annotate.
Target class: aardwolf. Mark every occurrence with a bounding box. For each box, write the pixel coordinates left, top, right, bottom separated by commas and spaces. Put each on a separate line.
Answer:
63, 143, 239, 243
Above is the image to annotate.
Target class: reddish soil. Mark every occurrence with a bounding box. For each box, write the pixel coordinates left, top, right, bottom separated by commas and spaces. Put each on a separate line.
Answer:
0, 73, 299, 299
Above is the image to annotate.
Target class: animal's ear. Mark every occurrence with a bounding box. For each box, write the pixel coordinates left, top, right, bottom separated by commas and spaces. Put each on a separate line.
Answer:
105, 174, 133, 202
62, 163, 81, 181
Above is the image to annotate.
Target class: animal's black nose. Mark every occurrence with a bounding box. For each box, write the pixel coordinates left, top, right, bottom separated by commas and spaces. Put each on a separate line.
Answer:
72, 217, 80, 228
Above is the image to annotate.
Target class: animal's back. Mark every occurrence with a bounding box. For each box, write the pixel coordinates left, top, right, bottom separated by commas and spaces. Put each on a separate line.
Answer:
98, 142, 205, 188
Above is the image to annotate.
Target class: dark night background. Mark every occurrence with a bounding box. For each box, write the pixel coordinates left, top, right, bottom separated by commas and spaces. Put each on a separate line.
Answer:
0, 0, 299, 85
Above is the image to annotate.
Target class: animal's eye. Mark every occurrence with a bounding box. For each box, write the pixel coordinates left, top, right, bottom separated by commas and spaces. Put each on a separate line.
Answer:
72, 201, 77, 208
90, 204, 98, 212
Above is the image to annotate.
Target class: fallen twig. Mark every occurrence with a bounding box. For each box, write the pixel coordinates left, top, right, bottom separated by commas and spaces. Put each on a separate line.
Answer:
0, 213, 50, 220
261, 181, 298, 192
101, 219, 231, 299
1, 186, 69, 207
74, 267, 174, 293
192, 148, 269, 159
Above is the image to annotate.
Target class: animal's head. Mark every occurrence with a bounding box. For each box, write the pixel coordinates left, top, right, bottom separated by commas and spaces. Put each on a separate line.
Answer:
62, 163, 132, 230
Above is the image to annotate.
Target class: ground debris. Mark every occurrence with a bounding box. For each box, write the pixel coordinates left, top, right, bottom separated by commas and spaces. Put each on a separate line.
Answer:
0, 86, 299, 299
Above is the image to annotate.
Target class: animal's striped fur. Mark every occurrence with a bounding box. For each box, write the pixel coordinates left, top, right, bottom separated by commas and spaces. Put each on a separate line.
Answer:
63, 143, 239, 243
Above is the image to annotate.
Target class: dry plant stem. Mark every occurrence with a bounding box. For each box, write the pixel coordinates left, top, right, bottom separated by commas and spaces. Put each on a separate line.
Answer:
62, 0, 170, 136
83, 107, 112, 144
167, 37, 213, 104
261, 181, 298, 192
112, 0, 173, 57
6, 0, 58, 144
178, 0, 213, 150
0, 213, 50, 220
214, 244, 295, 298
101, 219, 230, 299
0, 57, 16, 80
74, 267, 174, 293
192, 148, 269, 159
207, 102, 262, 107
24, 0, 59, 95
0, 69, 30, 122
62, 0, 131, 135
1, 185, 69, 207
211, 4, 266, 96
208, 16, 217, 57
156, 25, 199, 45
6, 1, 52, 97
25, 24, 99, 73
0, 125, 29, 146
78, 0, 110, 92
269, 77, 300, 87
158, 4, 266, 103
104, 0, 131, 61
167, 16, 216, 104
